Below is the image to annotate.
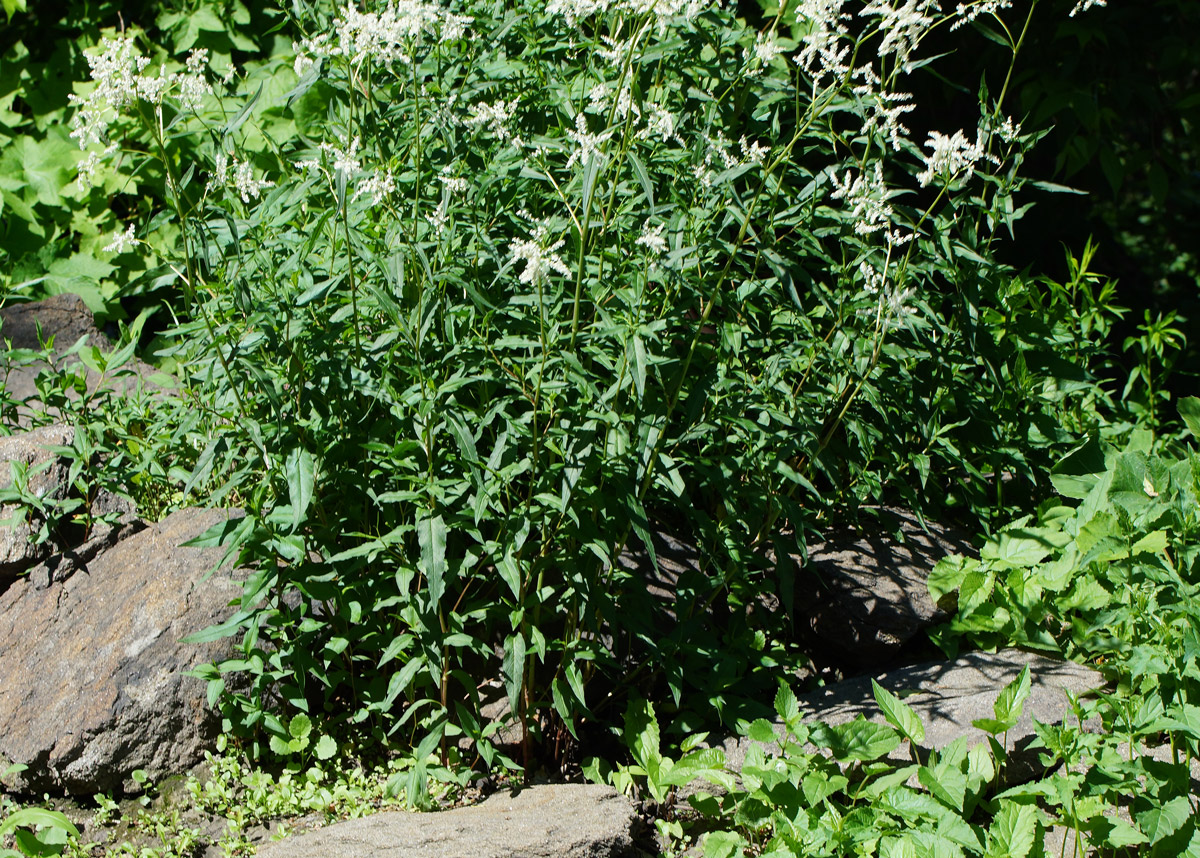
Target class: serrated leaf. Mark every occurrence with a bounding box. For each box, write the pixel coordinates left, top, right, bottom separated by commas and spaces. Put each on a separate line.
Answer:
1179, 397, 1200, 439
816, 717, 900, 762
873, 680, 925, 746
775, 683, 800, 723
1137, 796, 1192, 845
987, 801, 1037, 858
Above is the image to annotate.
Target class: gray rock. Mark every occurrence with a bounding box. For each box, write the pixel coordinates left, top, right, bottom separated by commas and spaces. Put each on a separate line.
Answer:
0, 293, 165, 427
0, 424, 75, 584
0, 423, 138, 593
255, 784, 641, 858
791, 507, 975, 660
716, 649, 1105, 789
0, 507, 246, 794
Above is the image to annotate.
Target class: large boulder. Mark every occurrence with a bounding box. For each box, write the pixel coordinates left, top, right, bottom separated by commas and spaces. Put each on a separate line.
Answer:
255, 784, 641, 858
0, 507, 246, 795
791, 507, 975, 663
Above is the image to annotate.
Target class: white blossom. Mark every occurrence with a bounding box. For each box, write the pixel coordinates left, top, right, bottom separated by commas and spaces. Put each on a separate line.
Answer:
1069, 0, 1105, 15
859, 0, 940, 72
740, 136, 769, 166
748, 33, 786, 73
233, 160, 274, 202
636, 221, 668, 255
510, 222, 571, 285
566, 112, 613, 169
292, 1, 469, 70
916, 129, 994, 187
465, 99, 520, 145
103, 224, 138, 254
353, 169, 396, 205
951, 0, 1013, 30
830, 161, 893, 235
321, 136, 363, 175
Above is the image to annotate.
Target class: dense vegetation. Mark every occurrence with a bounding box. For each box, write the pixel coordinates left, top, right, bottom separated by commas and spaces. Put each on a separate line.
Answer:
1, 0, 1198, 855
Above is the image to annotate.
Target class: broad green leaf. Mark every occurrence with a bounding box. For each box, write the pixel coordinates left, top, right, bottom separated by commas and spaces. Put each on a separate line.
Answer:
981, 528, 1070, 569
984, 665, 1031, 733
289, 713, 312, 741
1179, 396, 1200, 439
1131, 529, 1168, 556
624, 697, 661, 772
1136, 796, 1192, 845
873, 680, 925, 746
987, 801, 1037, 858
0, 808, 78, 839
818, 717, 900, 762
314, 735, 337, 761
775, 682, 800, 723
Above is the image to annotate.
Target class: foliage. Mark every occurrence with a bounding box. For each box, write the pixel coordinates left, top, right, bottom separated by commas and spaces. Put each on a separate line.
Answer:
28, 0, 1142, 770
0, 805, 79, 858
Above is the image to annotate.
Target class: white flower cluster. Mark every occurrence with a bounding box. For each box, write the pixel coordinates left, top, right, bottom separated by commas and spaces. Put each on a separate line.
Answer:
859, 0, 941, 73
636, 221, 668, 255
425, 166, 470, 236
103, 223, 138, 254
950, 0, 1013, 30
566, 112, 614, 169
746, 33, 786, 75
465, 99, 522, 147
294, 136, 396, 207
830, 162, 894, 236
545, 0, 708, 32
510, 220, 572, 285
689, 132, 768, 188
208, 151, 276, 203
293, 0, 470, 73
794, 0, 853, 89
69, 36, 212, 169
916, 129, 996, 187
1069, 0, 1105, 16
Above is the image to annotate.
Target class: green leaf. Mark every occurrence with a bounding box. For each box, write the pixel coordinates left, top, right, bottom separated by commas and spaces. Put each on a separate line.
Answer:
873, 680, 925, 746
285, 446, 315, 532
814, 717, 900, 762
624, 697, 661, 772
1137, 796, 1192, 845
418, 511, 447, 606
987, 801, 1038, 858
0, 808, 79, 840
775, 682, 800, 723
289, 713, 313, 741
973, 666, 1030, 735
314, 735, 337, 761
1179, 397, 1200, 439
501, 632, 525, 720
268, 734, 292, 756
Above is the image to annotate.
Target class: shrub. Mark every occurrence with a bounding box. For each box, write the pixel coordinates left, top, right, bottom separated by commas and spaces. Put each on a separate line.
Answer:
62, 0, 1121, 769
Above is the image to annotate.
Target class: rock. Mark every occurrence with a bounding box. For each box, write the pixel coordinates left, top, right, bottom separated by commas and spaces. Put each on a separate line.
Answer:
791, 507, 975, 662
715, 649, 1105, 790
0, 424, 75, 585
0, 423, 138, 594
0, 293, 164, 427
0, 507, 246, 795
255, 784, 641, 858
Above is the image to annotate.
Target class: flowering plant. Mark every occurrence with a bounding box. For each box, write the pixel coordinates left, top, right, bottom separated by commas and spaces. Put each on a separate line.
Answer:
66, 0, 1116, 769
